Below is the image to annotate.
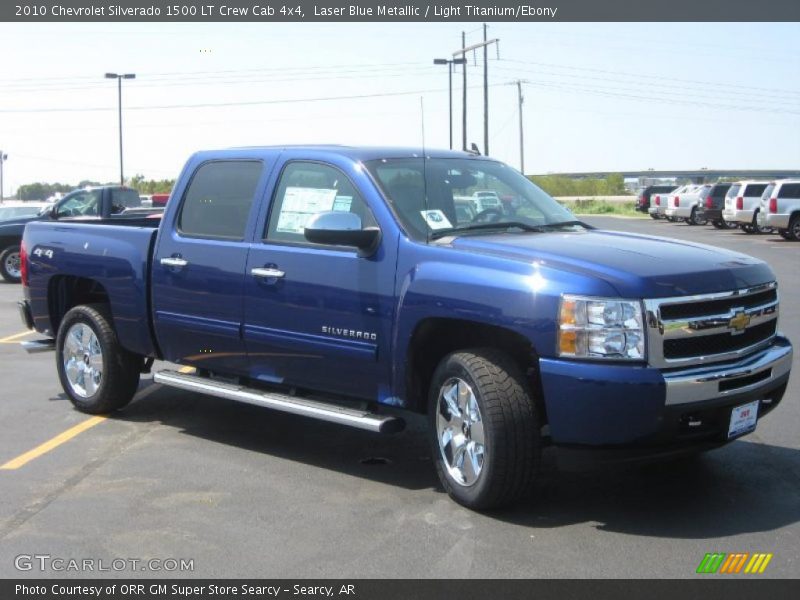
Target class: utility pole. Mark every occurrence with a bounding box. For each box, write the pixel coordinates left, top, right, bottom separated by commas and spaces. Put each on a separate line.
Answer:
453, 29, 499, 155
483, 24, 489, 157
105, 73, 136, 186
0, 151, 7, 201
461, 31, 467, 151
516, 81, 525, 174
433, 58, 467, 149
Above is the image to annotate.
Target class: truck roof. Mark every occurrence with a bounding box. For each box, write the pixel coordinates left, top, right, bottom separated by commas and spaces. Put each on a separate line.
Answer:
205, 145, 494, 162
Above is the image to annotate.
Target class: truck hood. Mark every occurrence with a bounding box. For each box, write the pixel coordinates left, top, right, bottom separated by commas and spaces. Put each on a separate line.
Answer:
446, 229, 774, 298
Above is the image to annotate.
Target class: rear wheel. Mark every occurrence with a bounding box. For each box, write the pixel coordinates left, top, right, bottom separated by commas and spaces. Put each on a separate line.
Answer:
56, 304, 141, 414
429, 349, 541, 510
741, 224, 755, 234
688, 208, 707, 226
751, 213, 773, 235
711, 220, 727, 229
649, 213, 659, 220
779, 229, 792, 240
0, 245, 21, 283
788, 215, 800, 241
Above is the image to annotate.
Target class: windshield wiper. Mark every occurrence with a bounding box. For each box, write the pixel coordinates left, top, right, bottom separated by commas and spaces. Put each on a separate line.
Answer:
429, 221, 544, 240
535, 220, 594, 230
429, 220, 592, 240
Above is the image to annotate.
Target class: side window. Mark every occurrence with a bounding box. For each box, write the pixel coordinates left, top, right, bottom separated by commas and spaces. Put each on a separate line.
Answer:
265, 162, 376, 245
778, 183, 800, 199
178, 161, 262, 240
56, 190, 102, 218
110, 189, 141, 213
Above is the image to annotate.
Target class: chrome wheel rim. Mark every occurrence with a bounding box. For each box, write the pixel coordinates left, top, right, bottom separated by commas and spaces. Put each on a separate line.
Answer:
436, 377, 485, 487
63, 323, 103, 398
4, 251, 20, 279
792, 221, 800, 239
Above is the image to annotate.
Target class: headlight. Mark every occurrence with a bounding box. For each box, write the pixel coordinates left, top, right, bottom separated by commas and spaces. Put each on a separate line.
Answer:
558, 295, 645, 360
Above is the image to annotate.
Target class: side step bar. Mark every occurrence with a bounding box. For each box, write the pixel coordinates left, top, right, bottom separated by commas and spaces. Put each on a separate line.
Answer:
21, 339, 55, 354
153, 369, 405, 434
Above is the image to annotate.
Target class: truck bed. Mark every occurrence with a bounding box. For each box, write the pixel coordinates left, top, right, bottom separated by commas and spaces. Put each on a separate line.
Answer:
24, 219, 161, 357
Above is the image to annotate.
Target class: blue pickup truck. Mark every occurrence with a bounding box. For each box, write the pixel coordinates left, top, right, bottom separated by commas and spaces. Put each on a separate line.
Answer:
18, 146, 793, 509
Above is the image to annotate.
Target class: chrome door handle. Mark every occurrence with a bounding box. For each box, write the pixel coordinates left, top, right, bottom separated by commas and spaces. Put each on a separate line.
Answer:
251, 267, 285, 279
160, 257, 188, 268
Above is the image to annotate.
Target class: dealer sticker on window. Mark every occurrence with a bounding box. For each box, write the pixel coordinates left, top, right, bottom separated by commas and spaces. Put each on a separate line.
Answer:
728, 400, 759, 439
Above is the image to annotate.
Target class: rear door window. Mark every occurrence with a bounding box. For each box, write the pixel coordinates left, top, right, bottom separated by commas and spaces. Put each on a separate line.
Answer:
778, 183, 800, 199
743, 183, 767, 198
177, 161, 263, 240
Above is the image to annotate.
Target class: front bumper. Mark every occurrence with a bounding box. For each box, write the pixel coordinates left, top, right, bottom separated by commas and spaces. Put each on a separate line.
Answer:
538, 336, 792, 448
758, 212, 790, 229
722, 208, 754, 224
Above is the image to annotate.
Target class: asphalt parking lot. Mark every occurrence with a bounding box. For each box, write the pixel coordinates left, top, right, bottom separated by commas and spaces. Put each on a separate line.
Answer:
0, 215, 797, 579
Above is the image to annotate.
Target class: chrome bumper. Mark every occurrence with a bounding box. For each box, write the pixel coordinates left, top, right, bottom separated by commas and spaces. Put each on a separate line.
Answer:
663, 336, 792, 406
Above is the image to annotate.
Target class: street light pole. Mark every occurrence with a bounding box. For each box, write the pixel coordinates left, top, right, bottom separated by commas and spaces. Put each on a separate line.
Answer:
0, 151, 7, 202
105, 72, 135, 186
433, 58, 467, 150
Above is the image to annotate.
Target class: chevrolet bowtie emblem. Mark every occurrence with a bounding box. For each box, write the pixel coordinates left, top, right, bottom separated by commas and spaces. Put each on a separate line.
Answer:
728, 310, 751, 333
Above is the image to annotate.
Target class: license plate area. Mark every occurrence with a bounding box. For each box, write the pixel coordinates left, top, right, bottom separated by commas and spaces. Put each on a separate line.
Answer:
728, 400, 759, 439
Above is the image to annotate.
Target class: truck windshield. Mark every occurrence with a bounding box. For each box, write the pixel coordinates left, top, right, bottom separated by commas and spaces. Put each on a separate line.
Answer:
365, 157, 576, 241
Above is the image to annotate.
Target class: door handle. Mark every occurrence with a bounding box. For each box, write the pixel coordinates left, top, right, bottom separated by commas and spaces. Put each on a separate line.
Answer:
251, 267, 285, 279
160, 257, 188, 268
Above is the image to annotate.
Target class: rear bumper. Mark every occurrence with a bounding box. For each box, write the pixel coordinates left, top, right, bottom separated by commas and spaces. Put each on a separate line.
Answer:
697, 207, 722, 221
648, 206, 665, 216
758, 212, 790, 229
538, 336, 792, 449
665, 207, 692, 218
722, 208, 754, 224
18, 300, 34, 330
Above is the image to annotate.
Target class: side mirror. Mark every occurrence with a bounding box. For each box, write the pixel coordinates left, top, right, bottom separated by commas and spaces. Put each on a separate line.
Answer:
304, 211, 380, 257
47, 205, 58, 220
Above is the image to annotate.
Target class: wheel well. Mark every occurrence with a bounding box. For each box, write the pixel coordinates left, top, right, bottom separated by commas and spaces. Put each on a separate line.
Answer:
405, 318, 543, 416
48, 276, 110, 335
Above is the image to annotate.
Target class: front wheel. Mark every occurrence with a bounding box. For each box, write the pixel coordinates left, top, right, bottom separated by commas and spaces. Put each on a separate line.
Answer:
429, 349, 541, 510
56, 304, 141, 414
0, 245, 22, 283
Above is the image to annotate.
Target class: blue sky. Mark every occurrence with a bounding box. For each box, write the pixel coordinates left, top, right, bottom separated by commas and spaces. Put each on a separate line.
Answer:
0, 21, 798, 193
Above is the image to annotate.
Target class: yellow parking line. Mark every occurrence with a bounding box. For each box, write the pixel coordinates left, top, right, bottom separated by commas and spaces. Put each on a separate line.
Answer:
1, 415, 108, 470
0, 330, 35, 343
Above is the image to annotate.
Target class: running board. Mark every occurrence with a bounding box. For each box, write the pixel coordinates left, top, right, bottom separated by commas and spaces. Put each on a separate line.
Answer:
153, 370, 404, 434
21, 339, 55, 354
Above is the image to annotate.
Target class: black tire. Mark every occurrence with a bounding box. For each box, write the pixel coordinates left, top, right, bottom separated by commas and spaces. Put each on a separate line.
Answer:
428, 349, 541, 510
649, 213, 659, 220
711, 220, 727, 230
741, 224, 755, 234
787, 215, 800, 241
688, 208, 707, 226
55, 304, 141, 414
748, 212, 772, 234
722, 218, 739, 229
0, 245, 22, 283
779, 229, 791, 240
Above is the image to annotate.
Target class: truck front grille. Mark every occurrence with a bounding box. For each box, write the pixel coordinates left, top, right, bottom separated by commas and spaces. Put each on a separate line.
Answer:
644, 283, 779, 368
663, 320, 777, 360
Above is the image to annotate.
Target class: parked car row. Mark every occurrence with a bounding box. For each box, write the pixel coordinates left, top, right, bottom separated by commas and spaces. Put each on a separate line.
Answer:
637, 179, 800, 240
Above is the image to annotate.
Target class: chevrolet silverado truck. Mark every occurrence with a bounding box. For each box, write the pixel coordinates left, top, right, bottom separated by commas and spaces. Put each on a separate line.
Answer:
18, 147, 793, 510
0, 186, 156, 283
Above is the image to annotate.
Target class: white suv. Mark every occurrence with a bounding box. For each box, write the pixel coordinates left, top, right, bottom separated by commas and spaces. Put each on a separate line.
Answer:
650, 184, 695, 220
664, 184, 706, 223
721, 181, 770, 233
757, 179, 800, 241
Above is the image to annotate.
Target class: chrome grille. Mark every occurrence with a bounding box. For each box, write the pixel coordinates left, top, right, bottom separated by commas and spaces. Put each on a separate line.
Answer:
644, 282, 779, 368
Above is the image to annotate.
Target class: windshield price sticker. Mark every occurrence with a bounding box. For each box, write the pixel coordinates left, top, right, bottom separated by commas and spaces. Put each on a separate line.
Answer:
420, 209, 452, 230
